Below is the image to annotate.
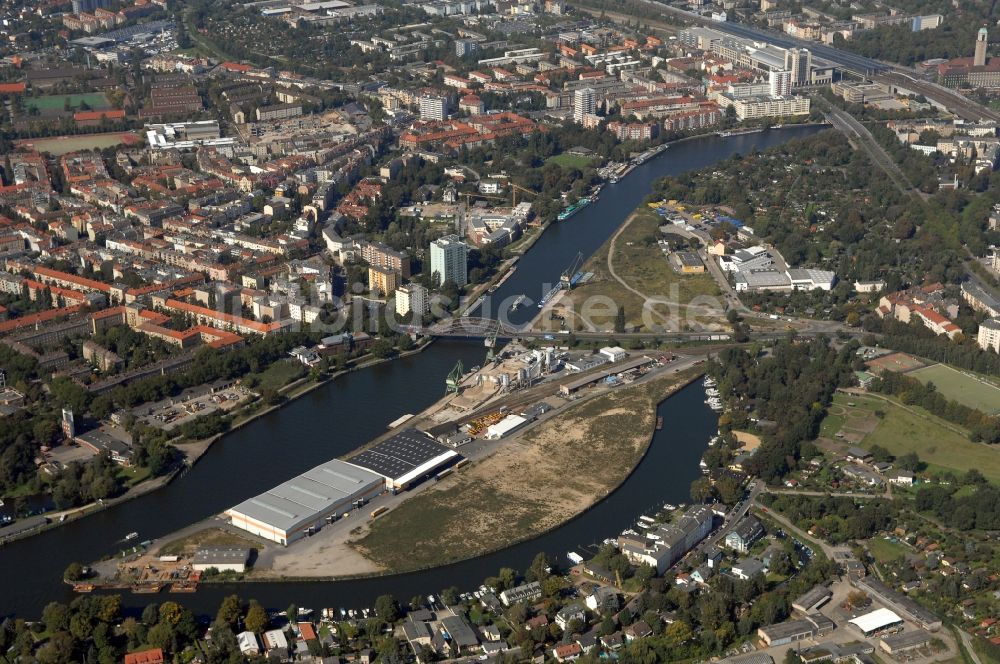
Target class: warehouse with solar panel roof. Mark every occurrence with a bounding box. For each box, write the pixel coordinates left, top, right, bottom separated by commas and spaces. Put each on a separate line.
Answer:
225, 428, 461, 545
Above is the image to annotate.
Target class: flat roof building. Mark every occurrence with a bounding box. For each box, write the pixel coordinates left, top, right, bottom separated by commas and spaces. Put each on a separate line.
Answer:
793, 585, 833, 614
758, 614, 834, 646
192, 547, 251, 572
348, 428, 459, 490
880, 630, 933, 654
225, 458, 384, 545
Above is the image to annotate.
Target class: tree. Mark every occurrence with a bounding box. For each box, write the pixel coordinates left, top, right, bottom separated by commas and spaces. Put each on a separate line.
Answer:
245, 600, 268, 633
36, 631, 74, 664
146, 622, 175, 653
374, 594, 399, 623
440, 587, 459, 606
614, 306, 626, 333
42, 602, 70, 632
63, 562, 85, 581
217, 594, 242, 628
498, 567, 517, 590
690, 476, 714, 503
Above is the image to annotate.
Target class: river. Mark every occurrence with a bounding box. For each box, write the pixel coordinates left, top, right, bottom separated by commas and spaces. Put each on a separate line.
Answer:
0, 125, 823, 619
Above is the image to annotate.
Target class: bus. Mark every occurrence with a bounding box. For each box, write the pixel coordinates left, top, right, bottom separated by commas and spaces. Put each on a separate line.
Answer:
370, 506, 389, 519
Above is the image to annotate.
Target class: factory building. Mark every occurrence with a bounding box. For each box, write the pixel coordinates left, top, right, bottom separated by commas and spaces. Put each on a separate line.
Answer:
225, 459, 385, 545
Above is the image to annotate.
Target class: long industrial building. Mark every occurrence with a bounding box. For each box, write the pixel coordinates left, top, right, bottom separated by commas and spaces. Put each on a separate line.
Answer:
348, 428, 460, 490
225, 459, 384, 545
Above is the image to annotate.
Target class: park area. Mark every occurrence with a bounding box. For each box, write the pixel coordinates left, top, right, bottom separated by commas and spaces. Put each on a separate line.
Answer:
560, 208, 722, 332
820, 392, 1000, 484
25, 93, 111, 112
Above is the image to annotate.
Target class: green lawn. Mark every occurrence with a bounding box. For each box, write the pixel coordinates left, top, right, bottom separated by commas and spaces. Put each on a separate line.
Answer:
251, 360, 306, 391
822, 392, 1000, 484
25, 93, 110, 112
546, 153, 596, 169
565, 208, 721, 331
868, 537, 908, 564
908, 363, 1000, 414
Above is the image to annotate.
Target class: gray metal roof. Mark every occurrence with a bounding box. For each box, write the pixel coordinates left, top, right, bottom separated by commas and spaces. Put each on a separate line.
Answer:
228, 458, 383, 533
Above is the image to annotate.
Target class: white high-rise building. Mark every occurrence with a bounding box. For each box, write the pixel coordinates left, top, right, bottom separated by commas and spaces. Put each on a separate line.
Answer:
430, 235, 469, 287
395, 283, 429, 318
573, 87, 596, 123
769, 69, 791, 97
419, 96, 448, 121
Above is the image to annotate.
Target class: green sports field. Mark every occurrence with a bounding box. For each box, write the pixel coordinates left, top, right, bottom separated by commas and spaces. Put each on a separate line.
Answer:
908, 363, 1000, 414
25, 93, 111, 112
546, 153, 596, 169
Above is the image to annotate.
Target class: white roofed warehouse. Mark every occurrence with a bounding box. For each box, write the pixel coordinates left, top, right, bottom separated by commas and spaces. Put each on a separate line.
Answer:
848, 608, 904, 637
225, 459, 384, 546
347, 428, 460, 490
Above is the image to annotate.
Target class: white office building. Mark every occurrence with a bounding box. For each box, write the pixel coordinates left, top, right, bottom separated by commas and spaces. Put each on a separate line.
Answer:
430, 235, 469, 287
396, 283, 429, 318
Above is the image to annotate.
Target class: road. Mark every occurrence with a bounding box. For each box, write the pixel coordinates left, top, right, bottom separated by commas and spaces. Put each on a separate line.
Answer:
751, 500, 841, 560
819, 100, 919, 198
960, 628, 985, 664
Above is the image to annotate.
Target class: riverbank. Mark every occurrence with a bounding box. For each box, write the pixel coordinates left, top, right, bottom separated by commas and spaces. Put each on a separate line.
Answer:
346, 365, 704, 575
2, 339, 439, 549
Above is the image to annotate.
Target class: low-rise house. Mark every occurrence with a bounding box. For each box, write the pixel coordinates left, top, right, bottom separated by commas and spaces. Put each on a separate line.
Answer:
553, 643, 582, 662
601, 632, 624, 650
724, 515, 764, 553
624, 620, 653, 641
236, 632, 260, 656
500, 581, 542, 606
124, 649, 165, 664
555, 604, 586, 631
730, 557, 765, 580
584, 586, 620, 614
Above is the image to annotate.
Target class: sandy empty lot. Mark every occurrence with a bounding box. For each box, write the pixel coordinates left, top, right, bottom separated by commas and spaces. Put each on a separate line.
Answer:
350, 368, 702, 572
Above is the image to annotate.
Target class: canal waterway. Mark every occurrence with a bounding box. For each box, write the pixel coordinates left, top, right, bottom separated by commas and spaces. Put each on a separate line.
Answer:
0, 125, 824, 619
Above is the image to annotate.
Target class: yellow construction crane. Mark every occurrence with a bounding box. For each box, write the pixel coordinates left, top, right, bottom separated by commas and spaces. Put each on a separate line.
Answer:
509, 183, 537, 207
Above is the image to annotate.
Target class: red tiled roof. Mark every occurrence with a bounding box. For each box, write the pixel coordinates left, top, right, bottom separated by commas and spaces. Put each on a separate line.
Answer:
34, 265, 112, 293
124, 648, 164, 664
0, 82, 26, 94
0, 305, 83, 334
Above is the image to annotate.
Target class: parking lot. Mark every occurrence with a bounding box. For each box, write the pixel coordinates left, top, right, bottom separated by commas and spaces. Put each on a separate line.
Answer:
134, 383, 255, 432
46, 441, 99, 469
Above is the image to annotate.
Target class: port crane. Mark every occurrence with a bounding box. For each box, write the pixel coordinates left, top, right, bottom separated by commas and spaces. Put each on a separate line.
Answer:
559, 252, 585, 288
484, 327, 498, 361
445, 359, 464, 394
